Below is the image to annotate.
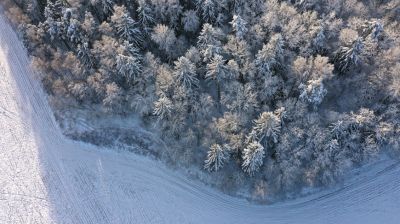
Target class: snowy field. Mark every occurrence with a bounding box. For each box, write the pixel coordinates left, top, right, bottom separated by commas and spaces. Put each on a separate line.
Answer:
0, 11, 400, 224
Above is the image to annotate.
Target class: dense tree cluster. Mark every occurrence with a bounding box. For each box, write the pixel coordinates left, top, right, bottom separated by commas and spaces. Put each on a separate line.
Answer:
2, 0, 399, 199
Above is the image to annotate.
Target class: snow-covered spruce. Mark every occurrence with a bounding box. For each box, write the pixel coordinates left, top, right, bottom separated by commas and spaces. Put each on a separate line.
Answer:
242, 141, 265, 175
204, 144, 230, 172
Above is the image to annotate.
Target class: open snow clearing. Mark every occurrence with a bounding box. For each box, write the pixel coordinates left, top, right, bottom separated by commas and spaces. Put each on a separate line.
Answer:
0, 12, 399, 224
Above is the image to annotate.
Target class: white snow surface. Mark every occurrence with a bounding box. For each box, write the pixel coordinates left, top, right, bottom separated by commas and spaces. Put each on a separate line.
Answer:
0, 12, 400, 224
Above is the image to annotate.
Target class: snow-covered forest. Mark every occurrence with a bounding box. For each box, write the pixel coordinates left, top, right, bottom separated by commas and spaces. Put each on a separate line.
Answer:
1, 0, 399, 199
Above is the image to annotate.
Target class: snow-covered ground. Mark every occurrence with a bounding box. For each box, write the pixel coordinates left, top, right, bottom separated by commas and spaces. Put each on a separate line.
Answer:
0, 11, 400, 224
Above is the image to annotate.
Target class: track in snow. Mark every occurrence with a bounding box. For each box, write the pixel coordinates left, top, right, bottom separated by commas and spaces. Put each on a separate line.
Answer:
0, 11, 399, 224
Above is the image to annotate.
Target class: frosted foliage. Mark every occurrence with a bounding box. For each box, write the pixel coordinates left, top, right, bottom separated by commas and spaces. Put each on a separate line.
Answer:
299, 79, 327, 109
204, 144, 229, 171
112, 6, 142, 46
101, 0, 114, 15
295, 0, 319, 10
361, 20, 384, 40
255, 34, 284, 74
223, 36, 250, 65
198, 0, 226, 23
253, 112, 281, 143
150, 0, 183, 28
201, 0, 216, 22
68, 82, 87, 100
47, 21, 59, 40
205, 55, 230, 83
153, 95, 173, 120
230, 15, 248, 40
339, 28, 359, 46
116, 53, 142, 83
369, 21, 383, 40
315, 139, 345, 185
259, 74, 280, 100
351, 108, 375, 128
313, 28, 326, 52
103, 82, 122, 110
77, 42, 93, 68
388, 63, 400, 99
174, 56, 199, 89
192, 94, 214, 119
182, 10, 200, 32
293, 55, 334, 81
197, 24, 224, 61
334, 38, 364, 73
137, 1, 155, 28
67, 19, 80, 43
202, 45, 222, 63
330, 120, 347, 139
225, 84, 258, 115
43, 1, 62, 41
151, 24, 177, 54
242, 141, 265, 175
198, 24, 223, 46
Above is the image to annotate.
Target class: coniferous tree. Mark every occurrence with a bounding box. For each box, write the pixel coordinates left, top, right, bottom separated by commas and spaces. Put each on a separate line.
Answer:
77, 42, 94, 68
299, 79, 327, 109
230, 15, 248, 40
111, 6, 142, 46
253, 112, 281, 144
255, 34, 284, 75
116, 53, 142, 84
334, 38, 364, 73
151, 24, 177, 57
100, 0, 114, 16
137, 0, 155, 31
174, 56, 199, 89
388, 63, 400, 99
204, 144, 229, 172
153, 94, 173, 121
242, 141, 265, 175
81, 11, 96, 38
197, 23, 224, 62
103, 82, 122, 111
197, 0, 226, 24
182, 10, 200, 33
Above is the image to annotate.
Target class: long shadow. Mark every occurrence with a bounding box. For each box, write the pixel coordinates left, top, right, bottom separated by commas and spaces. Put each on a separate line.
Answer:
0, 12, 97, 223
